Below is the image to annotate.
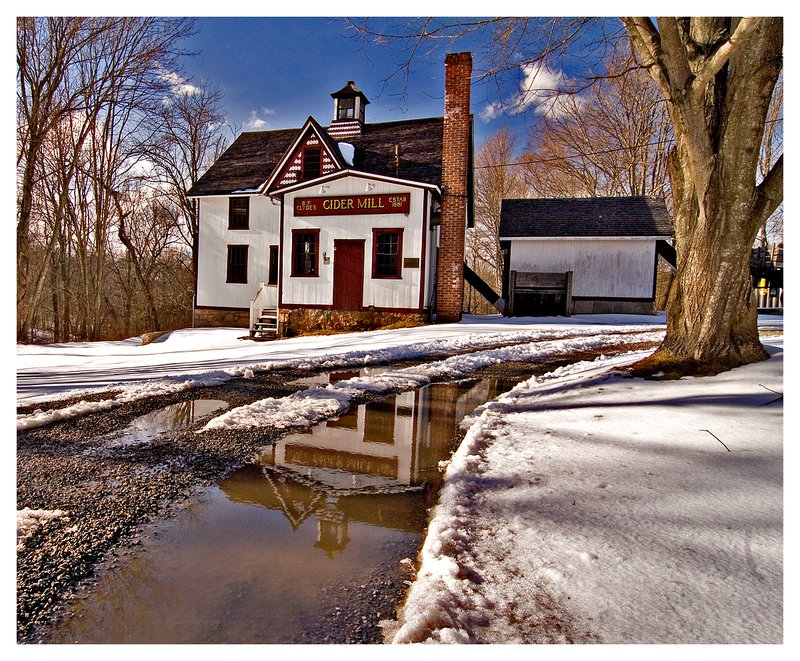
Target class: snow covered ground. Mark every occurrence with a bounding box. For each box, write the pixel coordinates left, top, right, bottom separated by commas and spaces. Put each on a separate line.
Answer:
388, 340, 785, 644
14, 313, 789, 646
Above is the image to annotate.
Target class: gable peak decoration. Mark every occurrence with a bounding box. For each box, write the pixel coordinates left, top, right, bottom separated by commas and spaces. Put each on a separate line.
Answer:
269, 117, 344, 191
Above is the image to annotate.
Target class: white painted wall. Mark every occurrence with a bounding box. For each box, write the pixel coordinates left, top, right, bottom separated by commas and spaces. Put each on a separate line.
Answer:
282, 175, 429, 310
509, 238, 657, 298
196, 195, 281, 309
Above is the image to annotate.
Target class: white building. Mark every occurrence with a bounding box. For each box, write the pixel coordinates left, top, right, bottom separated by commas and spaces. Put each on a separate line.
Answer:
188, 54, 474, 338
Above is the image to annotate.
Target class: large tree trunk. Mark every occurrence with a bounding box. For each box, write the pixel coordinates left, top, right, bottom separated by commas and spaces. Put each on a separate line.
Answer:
624, 17, 783, 376
650, 146, 768, 374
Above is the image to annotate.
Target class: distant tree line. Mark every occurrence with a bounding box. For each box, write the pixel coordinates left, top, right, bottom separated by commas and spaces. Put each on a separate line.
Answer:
16, 17, 229, 342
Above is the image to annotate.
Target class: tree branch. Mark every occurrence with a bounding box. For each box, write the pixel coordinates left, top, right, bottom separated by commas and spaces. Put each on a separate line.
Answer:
753, 154, 783, 229
691, 17, 760, 92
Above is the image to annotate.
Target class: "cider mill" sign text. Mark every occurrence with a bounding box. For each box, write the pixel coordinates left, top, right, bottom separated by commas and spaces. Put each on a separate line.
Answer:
294, 193, 411, 217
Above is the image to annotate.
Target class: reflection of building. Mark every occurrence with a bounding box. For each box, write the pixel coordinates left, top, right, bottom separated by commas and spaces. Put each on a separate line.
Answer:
314, 498, 349, 558
216, 376, 517, 554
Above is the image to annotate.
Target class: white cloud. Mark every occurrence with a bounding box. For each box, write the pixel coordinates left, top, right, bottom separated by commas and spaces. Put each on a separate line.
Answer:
261, 107, 276, 116
480, 62, 584, 121
246, 111, 268, 130
161, 68, 202, 97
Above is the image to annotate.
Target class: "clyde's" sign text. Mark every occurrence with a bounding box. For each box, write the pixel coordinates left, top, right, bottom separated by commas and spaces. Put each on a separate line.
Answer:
294, 193, 411, 217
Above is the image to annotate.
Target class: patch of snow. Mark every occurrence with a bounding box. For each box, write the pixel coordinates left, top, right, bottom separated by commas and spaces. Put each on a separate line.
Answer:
17, 508, 69, 551
390, 339, 784, 644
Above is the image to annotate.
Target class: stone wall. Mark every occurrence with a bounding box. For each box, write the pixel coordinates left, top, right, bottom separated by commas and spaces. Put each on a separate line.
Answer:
282, 308, 426, 336
194, 307, 249, 328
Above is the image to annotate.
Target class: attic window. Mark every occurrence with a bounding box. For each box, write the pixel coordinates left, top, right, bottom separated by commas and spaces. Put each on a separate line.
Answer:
302, 147, 321, 180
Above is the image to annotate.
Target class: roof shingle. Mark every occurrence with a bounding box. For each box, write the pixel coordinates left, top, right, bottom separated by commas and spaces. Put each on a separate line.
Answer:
499, 196, 673, 238
187, 116, 444, 197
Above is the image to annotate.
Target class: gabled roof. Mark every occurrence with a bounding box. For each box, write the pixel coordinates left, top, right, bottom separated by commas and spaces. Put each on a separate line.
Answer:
187, 116, 445, 197
500, 196, 673, 239
261, 116, 345, 192
187, 128, 298, 197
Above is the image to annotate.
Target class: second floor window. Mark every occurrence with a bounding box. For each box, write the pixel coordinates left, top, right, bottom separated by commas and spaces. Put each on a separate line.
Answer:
228, 197, 249, 229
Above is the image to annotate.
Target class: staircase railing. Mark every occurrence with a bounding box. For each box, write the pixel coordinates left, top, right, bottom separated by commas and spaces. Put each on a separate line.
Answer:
249, 282, 278, 330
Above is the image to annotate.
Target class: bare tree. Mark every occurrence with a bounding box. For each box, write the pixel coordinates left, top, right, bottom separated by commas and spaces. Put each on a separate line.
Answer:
469, 127, 528, 287
622, 18, 782, 375
523, 48, 671, 199
140, 84, 230, 282
16, 16, 194, 341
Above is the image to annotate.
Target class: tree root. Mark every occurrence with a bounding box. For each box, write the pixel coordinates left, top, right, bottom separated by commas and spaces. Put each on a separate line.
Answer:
621, 345, 770, 379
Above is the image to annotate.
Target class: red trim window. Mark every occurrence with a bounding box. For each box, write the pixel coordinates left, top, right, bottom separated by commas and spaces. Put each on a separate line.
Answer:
226, 245, 248, 283
228, 197, 249, 230
372, 228, 403, 279
291, 229, 320, 277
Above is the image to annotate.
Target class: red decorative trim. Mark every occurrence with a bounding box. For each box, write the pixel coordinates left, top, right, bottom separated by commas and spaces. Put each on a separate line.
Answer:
278, 197, 285, 306
371, 228, 404, 279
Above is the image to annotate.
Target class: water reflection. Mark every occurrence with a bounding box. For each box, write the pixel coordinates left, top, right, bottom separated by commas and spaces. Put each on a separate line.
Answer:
220, 376, 522, 556
108, 399, 228, 446
44, 376, 527, 644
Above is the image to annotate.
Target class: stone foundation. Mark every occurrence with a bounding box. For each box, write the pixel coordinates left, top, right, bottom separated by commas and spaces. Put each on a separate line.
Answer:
194, 307, 249, 328
282, 308, 427, 336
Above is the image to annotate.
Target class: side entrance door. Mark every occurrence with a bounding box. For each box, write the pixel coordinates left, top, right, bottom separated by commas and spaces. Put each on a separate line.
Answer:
333, 239, 365, 311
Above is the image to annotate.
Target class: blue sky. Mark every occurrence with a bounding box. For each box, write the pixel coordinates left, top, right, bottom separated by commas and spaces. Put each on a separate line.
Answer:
177, 16, 561, 149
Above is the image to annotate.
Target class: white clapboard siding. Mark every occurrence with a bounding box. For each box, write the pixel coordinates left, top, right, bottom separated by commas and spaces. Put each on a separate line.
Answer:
509, 238, 657, 298
196, 195, 281, 309
282, 176, 427, 310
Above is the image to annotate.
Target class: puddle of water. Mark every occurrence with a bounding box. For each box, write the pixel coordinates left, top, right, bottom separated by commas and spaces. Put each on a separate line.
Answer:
108, 399, 228, 446
288, 367, 386, 387
45, 376, 527, 644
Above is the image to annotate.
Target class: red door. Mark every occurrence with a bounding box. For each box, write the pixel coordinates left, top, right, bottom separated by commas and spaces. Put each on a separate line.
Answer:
333, 240, 365, 310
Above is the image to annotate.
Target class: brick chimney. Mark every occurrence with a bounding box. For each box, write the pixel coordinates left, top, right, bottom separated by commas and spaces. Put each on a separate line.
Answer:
435, 52, 472, 323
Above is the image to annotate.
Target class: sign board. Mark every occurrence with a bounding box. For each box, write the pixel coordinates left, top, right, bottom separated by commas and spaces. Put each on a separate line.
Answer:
294, 193, 410, 217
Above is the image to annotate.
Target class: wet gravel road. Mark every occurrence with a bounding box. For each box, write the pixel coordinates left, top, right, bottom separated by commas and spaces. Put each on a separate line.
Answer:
17, 344, 656, 644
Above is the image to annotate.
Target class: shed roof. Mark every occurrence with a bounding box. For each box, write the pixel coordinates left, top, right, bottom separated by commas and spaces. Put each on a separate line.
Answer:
187, 116, 445, 197
499, 196, 673, 238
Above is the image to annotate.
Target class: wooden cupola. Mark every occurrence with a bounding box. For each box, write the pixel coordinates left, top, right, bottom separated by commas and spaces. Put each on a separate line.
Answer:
328, 80, 369, 139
